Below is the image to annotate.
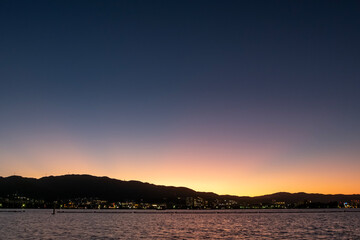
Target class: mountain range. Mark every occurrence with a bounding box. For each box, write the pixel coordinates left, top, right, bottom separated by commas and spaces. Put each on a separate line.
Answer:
1, 174, 359, 204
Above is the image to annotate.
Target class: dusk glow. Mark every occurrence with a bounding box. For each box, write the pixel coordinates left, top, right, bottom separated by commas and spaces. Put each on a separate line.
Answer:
1, 0, 359, 197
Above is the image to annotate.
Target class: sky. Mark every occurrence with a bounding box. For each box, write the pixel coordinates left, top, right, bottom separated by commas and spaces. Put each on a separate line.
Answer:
1, 0, 360, 196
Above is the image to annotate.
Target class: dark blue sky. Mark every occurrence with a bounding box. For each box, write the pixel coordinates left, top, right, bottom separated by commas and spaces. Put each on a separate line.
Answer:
1, 0, 359, 194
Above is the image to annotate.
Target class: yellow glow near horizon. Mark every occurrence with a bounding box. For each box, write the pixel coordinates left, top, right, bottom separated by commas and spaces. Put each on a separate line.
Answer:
1, 133, 360, 197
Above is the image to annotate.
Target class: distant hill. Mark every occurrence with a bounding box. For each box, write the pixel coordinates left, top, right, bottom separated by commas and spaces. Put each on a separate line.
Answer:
0, 174, 218, 202
232, 192, 360, 204
1, 174, 359, 204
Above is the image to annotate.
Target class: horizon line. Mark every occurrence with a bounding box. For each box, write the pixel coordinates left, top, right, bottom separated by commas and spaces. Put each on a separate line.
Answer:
2, 173, 360, 198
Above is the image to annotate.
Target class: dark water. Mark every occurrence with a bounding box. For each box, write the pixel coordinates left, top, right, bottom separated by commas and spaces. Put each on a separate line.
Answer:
0, 209, 359, 239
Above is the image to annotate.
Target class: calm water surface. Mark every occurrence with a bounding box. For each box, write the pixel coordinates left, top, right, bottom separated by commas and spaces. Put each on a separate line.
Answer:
0, 209, 359, 239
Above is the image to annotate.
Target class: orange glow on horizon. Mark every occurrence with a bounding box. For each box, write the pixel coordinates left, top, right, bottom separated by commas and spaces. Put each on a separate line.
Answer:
1, 133, 360, 197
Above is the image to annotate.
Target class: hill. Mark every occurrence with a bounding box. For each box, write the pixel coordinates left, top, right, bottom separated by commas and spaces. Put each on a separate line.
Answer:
0, 174, 218, 202
1, 175, 359, 208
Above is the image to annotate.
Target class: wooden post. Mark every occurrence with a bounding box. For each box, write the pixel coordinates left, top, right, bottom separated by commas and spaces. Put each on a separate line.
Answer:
52, 202, 56, 215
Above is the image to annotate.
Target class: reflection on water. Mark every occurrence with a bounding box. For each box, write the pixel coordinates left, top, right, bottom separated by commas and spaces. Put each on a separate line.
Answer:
0, 209, 359, 239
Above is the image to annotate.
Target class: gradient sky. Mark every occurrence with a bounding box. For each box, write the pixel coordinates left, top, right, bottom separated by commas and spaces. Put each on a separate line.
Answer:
1, 0, 360, 196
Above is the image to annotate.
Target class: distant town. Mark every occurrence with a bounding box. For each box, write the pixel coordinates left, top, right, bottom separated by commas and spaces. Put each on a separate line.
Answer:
1, 175, 360, 210
1, 194, 359, 210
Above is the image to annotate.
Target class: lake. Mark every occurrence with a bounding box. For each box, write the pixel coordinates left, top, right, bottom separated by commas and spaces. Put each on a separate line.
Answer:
0, 209, 359, 239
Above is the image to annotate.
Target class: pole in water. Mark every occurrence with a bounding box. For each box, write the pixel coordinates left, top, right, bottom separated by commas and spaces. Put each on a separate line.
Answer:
52, 202, 56, 215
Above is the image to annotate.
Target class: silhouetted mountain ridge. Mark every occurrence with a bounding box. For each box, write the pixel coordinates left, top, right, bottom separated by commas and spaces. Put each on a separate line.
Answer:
1, 174, 359, 204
